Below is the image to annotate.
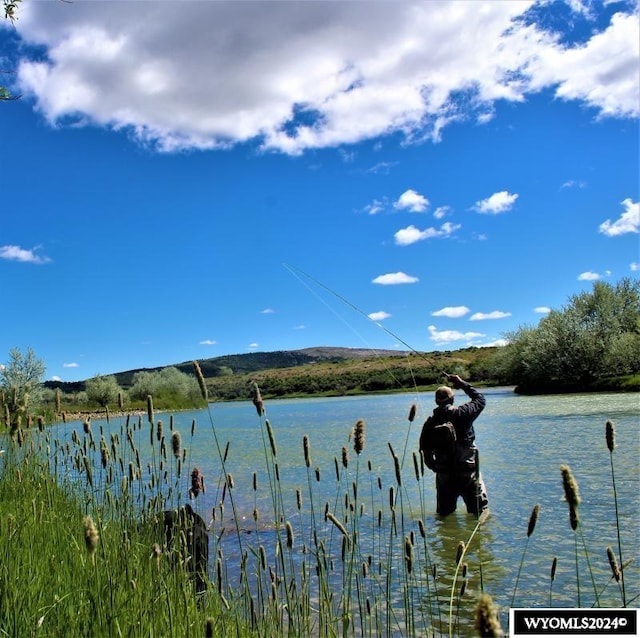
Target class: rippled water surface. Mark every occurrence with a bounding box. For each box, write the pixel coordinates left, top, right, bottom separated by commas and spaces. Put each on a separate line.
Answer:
54, 388, 639, 635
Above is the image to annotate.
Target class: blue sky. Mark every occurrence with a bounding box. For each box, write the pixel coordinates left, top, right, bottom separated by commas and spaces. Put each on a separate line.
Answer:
0, 0, 638, 382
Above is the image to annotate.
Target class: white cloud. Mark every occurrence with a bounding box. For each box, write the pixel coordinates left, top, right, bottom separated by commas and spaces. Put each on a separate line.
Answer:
372, 272, 419, 285
433, 206, 450, 220
394, 222, 460, 246
469, 310, 512, 320
432, 306, 470, 318
51, 375, 62, 382
561, 179, 586, 189
480, 338, 509, 347
394, 189, 429, 212
261, 308, 276, 314
364, 198, 386, 215
631, 262, 639, 272
598, 198, 639, 236
368, 311, 391, 322
294, 324, 306, 330
0, 244, 51, 264
428, 325, 485, 344
248, 343, 259, 350
534, 306, 551, 314
63, 362, 79, 368
10, 2, 638, 154
578, 271, 601, 281
200, 339, 217, 346
474, 191, 519, 214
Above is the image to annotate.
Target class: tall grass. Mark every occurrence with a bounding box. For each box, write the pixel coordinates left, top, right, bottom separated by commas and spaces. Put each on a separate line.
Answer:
0, 381, 636, 637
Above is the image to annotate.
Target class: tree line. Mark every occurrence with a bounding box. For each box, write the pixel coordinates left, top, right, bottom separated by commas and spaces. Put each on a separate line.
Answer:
1, 278, 638, 430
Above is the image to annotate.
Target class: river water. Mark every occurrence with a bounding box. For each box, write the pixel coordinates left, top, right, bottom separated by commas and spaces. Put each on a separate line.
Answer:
51, 388, 640, 635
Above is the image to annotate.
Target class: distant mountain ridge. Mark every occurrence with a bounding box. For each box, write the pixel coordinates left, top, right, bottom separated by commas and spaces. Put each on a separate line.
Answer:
46, 346, 412, 391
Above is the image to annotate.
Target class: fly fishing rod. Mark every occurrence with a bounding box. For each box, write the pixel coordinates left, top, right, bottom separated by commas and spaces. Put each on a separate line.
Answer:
283, 262, 451, 378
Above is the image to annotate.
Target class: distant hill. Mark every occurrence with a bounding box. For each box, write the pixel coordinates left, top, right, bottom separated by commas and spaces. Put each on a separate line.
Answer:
45, 346, 413, 391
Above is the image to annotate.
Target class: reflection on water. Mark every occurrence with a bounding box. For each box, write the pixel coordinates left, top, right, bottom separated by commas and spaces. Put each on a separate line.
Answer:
48, 388, 639, 636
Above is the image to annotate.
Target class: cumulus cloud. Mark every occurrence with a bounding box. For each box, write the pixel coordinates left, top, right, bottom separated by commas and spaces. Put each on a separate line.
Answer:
578, 271, 601, 281
535, 306, 551, 314
9, 2, 638, 154
364, 198, 386, 215
432, 306, 470, 318
394, 189, 429, 212
261, 308, 276, 314
433, 206, 451, 220
199, 339, 217, 346
394, 222, 460, 245
0, 244, 51, 264
368, 311, 391, 322
63, 362, 79, 368
428, 325, 485, 344
372, 272, 419, 285
470, 310, 512, 320
631, 262, 639, 272
598, 198, 639, 236
248, 342, 259, 349
474, 191, 519, 214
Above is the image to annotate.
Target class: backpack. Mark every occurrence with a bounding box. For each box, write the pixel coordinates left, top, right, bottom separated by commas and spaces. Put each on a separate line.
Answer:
420, 417, 457, 473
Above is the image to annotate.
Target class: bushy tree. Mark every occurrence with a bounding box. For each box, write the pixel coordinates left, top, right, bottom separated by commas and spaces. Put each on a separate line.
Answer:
129, 367, 203, 407
494, 278, 640, 391
1, 347, 46, 430
85, 375, 121, 408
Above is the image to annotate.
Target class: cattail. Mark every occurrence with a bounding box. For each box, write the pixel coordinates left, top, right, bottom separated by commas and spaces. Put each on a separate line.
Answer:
55, 388, 61, 413
226, 473, 234, 489
412, 452, 421, 482
607, 546, 621, 582
408, 403, 417, 422
418, 519, 426, 539
474, 592, 503, 637
83, 515, 99, 555
171, 431, 182, 459
302, 434, 311, 468
191, 467, 205, 498
353, 419, 365, 454
118, 391, 124, 411
146, 395, 154, 424
286, 521, 294, 549
326, 512, 349, 538
550, 556, 558, 581
315, 467, 320, 482
259, 545, 267, 570
266, 420, 277, 457
341, 446, 349, 469
37, 415, 45, 432
83, 419, 91, 435
404, 536, 413, 573
388, 443, 401, 486
193, 361, 208, 401
527, 504, 540, 537
605, 420, 616, 452
205, 617, 215, 638
251, 382, 264, 416
156, 420, 163, 442
296, 488, 302, 510
455, 540, 465, 565
560, 464, 581, 530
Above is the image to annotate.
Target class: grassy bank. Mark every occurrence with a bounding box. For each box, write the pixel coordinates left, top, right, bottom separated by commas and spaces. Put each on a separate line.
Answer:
0, 388, 635, 637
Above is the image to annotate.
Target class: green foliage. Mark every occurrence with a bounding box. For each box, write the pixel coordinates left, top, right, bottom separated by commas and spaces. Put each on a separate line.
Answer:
85, 374, 121, 408
1, 347, 46, 430
493, 278, 640, 392
129, 366, 205, 408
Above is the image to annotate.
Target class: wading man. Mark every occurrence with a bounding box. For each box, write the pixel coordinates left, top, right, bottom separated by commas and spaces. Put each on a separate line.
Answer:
419, 373, 488, 517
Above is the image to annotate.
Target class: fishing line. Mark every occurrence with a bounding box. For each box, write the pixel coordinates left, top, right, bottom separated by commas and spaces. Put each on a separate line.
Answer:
283, 262, 447, 374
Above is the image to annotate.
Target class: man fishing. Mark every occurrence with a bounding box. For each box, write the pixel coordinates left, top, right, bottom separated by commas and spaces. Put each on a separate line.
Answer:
419, 373, 489, 517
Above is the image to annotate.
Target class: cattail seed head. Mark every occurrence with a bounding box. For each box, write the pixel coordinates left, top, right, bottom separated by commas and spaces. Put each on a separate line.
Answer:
326, 512, 349, 538
404, 536, 413, 574
83, 516, 99, 555
605, 420, 616, 452
353, 419, 365, 455
190, 467, 205, 498
286, 521, 294, 549
455, 541, 465, 565
560, 464, 580, 530
156, 420, 163, 442
266, 420, 277, 457
146, 395, 154, 424
474, 592, 503, 637
527, 504, 540, 538
550, 556, 558, 581
418, 519, 426, 539
171, 431, 182, 459
303, 435, 311, 467
408, 403, 417, 422
388, 443, 401, 486
192, 361, 208, 401
607, 546, 621, 582
251, 382, 264, 416
341, 446, 349, 469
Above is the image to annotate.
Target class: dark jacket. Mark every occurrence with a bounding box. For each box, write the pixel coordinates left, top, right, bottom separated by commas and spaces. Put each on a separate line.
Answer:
419, 381, 485, 474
